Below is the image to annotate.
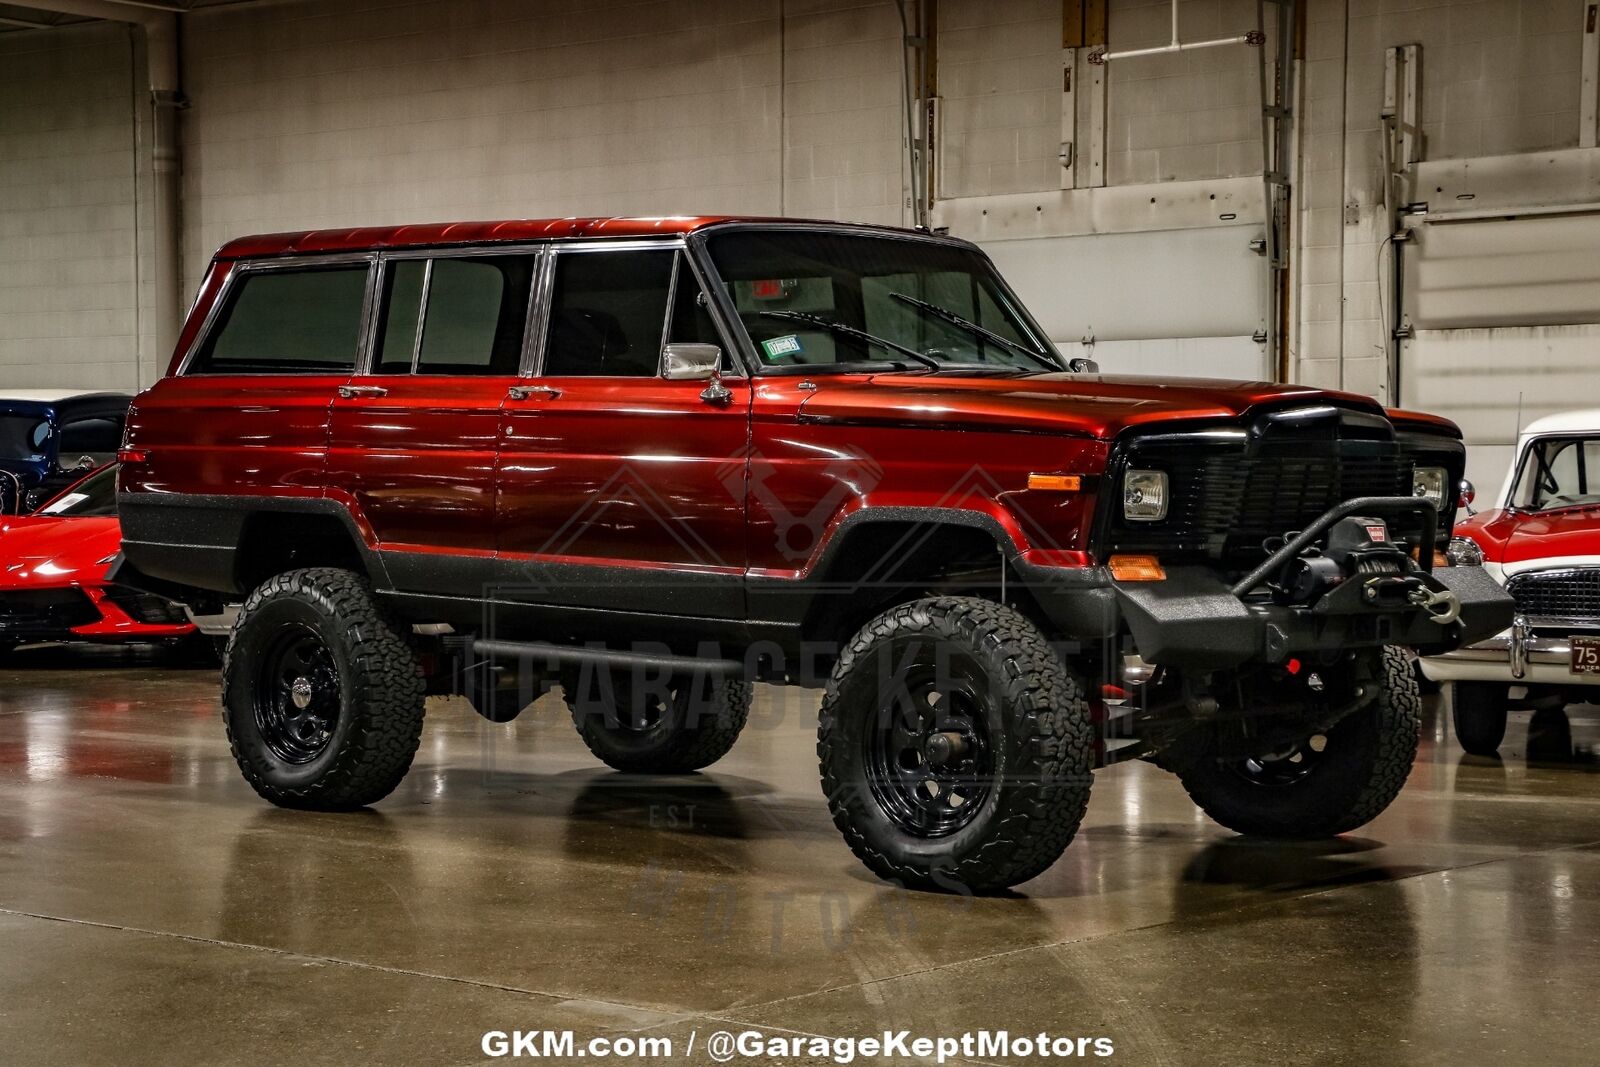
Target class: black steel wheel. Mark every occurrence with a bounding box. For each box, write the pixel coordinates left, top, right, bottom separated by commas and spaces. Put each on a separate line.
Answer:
864, 667, 995, 837
1224, 733, 1330, 788
819, 596, 1094, 894
223, 568, 425, 810
563, 668, 751, 773
1174, 647, 1421, 838
254, 625, 341, 764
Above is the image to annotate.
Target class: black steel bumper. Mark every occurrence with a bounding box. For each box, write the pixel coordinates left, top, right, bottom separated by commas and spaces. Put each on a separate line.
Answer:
1018, 496, 1517, 668
1110, 563, 1512, 667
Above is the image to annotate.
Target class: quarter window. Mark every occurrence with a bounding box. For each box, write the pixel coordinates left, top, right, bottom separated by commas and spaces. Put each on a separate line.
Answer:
189, 265, 369, 374
543, 250, 675, 377
375, 256, 535, 376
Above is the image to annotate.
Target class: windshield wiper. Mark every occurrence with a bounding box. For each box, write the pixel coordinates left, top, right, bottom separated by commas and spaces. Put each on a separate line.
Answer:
753, 311, 940, 371
887, 292, 1060, 372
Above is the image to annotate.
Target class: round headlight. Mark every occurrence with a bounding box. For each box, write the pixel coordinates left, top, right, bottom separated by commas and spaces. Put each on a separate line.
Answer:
1412, 467, 1447, 511
1123, 469, 1168, 521
1445, 536, 1484, 568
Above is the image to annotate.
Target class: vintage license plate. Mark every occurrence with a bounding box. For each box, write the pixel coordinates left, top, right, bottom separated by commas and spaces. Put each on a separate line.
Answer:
1571, 636, 1600, 674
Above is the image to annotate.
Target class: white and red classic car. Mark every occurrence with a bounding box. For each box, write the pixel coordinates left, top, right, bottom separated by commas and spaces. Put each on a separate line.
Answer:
1422, 411, 1600, 754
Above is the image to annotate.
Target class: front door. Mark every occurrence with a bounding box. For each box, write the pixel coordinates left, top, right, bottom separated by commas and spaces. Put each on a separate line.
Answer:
495, 245, 750, 621
327, 252, 538, 595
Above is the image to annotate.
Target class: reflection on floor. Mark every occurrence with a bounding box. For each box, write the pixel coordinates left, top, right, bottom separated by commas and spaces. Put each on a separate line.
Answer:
1, 643, 1598, 1066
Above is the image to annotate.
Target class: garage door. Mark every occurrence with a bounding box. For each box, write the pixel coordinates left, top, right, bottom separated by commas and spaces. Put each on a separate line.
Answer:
1399, 211, 1600, 492
980, 225, 1270, 381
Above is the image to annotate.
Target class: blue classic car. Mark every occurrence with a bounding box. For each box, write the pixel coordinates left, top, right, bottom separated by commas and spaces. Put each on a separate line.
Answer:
0, 391, 132, 515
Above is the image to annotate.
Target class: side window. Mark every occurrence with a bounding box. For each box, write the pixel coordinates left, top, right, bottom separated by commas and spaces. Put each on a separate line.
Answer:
56, 416, 124, 463
543, 250, 675, 377
374, 256, 535, 375
668, 255, 725, 348
189, 265, 369, 374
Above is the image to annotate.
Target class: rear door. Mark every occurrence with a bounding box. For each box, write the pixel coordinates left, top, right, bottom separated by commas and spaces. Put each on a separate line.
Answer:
124, 256, 373, 500
495, 244, 751, 618
326, 250, 539, 594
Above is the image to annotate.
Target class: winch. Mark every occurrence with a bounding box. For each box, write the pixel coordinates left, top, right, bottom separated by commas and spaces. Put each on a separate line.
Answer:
1271, 515, 1460, 624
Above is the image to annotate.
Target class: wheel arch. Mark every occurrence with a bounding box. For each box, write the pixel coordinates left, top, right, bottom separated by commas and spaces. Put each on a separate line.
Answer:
789, 508, 1049, 649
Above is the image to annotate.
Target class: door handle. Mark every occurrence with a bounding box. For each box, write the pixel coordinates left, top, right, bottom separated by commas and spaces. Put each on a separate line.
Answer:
508, 385, 561, 401
338, 385, 388, 399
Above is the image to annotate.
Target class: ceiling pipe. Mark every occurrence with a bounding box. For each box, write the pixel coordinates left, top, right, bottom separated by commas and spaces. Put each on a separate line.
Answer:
19, 0, 182, 385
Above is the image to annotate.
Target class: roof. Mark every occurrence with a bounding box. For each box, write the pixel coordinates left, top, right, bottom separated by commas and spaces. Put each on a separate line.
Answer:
213, 215, 789, 259
1519, 410, 1600, 439
0, 390, 132, 405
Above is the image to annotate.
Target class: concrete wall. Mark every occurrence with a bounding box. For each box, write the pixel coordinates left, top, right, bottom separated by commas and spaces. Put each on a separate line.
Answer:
0, 21, 139, 391
179, 0, 905, 295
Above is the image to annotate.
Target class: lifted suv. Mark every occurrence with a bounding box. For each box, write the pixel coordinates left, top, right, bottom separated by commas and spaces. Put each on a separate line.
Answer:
117, 216, 1513, 892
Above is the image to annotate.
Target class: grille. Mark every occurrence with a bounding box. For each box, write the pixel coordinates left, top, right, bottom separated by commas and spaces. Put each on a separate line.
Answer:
1505, 568, 1600, 622
0, 588, 101, 635
1104, 440, 1416, 565
102, 585, 190, 626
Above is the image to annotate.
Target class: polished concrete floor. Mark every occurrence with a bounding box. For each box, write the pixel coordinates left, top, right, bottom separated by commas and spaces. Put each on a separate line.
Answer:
2, 644, 1599, 1066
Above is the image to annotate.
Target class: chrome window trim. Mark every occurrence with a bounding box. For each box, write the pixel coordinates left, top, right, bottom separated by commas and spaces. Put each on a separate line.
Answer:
1505, 432, 1600, 511
686, 222, 1062, 377
528, 239, 751, 383
176, 252, 379, 377
359, 247, 547, 378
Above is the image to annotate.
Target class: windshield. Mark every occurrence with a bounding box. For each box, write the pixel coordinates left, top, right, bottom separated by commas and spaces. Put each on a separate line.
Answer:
0, 413, 51, 462
36, 464, 117, 518
1512, 437, 1600, 512
703, 230, 1061, 372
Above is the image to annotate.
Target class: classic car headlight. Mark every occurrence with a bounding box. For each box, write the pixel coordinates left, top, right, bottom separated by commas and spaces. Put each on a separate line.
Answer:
1412, 466, 1448, 511
1444, 536, 1484, 568
1123, 469, 1168, 521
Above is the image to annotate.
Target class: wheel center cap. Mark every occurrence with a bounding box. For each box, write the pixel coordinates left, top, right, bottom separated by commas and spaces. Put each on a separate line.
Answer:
290, 677, 314, 710
923, 730, 970, 767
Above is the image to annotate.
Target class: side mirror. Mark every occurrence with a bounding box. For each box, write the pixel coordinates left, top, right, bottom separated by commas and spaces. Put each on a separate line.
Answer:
1458, 479, 1476, 515
1067, 357, 1099, 374
662, 343, 722, 382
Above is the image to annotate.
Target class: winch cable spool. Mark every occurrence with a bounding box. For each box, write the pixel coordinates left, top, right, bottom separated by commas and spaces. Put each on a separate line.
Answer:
1263, 513, 1463, 623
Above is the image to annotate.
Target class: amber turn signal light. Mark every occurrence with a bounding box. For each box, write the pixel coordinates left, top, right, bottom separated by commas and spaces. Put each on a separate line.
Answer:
1027, 473, 1081, 492
1108, 555, 1166, 582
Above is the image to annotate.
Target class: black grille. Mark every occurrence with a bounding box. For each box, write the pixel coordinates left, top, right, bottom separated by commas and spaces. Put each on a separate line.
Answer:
102, 585, 189, 625
1104, 436, 1418, 565
1505, 569, 1600, 621
0, 588, 101, 636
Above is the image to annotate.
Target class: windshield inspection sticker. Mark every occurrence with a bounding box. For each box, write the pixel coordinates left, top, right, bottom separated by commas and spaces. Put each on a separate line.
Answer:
762, 335, 803, 359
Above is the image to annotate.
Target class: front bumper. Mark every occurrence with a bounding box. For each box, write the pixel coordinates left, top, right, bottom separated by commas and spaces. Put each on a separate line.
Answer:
1016, 494, 1516, 668
1113, 563, 1513, 667
1420, 619, 1600, 686
0, 584, 193, 644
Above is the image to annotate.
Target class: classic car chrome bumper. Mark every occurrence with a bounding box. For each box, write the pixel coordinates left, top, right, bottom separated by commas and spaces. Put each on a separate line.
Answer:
1420, 615, 1600, 686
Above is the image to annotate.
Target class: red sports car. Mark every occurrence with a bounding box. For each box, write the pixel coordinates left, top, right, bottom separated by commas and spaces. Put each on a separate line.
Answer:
0, 464, 194, 654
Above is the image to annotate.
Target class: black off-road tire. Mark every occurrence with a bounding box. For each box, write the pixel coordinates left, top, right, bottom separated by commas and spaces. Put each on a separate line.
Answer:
563, 668, 752, 773
818, 596, 1094, 894
1451, 681, 1509, 756
1175, 646, 1421, 838
223, 567, 426, 810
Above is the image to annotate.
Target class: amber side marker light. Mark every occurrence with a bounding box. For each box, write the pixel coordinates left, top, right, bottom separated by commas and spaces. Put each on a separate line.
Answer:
1108, 555, 1166, 582
1027, 473, 1081, 491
